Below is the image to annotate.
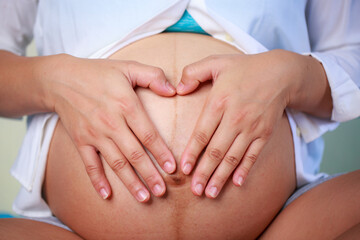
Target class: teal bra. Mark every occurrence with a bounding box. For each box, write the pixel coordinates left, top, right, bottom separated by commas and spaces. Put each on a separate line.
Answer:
164, 10, 209, 35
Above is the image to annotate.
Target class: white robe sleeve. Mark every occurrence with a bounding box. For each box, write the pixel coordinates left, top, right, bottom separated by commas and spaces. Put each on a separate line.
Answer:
293, 0, 360, 143
306, 0, 360, 122
0, 0, 38, 56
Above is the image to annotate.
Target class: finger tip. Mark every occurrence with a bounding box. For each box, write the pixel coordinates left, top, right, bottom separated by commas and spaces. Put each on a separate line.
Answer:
164, 161, 176, 174
167, 88, 176, 96
204, 189, 212, 199
191, 189, 201, 196
182, 162, 192, 175
205, 193, 216, 199
234, 175, 244, 187
156, 89, 175, 97
140, 194, 151, 203
176, 82, 189, 95
192, 182, 204, 196
176, 90, 186, 96
159, 187, 167, 197
176, 86, 190, 95
141, 197, 150, 203
100, 187, 110, 200
170, 167, 177, 174
165, 81, 176, 95
154, 190, 166, 198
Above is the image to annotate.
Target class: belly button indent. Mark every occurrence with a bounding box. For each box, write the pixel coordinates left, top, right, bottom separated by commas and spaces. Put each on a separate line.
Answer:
165, 172, 187, 186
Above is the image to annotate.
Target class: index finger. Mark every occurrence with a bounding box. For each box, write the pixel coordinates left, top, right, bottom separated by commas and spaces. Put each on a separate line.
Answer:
180, 96, 224, 175
177, 56, 217, 95
123, 96, 176, 174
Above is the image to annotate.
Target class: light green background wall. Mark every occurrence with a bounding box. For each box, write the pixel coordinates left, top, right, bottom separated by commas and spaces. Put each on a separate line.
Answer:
320, 119, 360, 174
1, 42, 359, 215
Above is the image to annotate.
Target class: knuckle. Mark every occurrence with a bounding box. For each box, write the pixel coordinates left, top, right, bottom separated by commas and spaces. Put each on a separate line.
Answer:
76, 120, 98, 138
129, 150, 145, 163
206, 55, 219, 63
72, 132, 83, 145
86, 127, 98, 139
124, 60, 137, 70
211, 175, 227, 186
206, 55, 226, 68
262, 125, 273, 138
182, 65, 196, 79
142, 130, 158, 147
249, 118, 260, 133
151, 67, 165, 79
143, 174, 157, 185
73, 127, 91, 145
207, 147, 223, 163
92, 180, 104, 192
85, 164, 100, 177
193, 130, 209, 145
244, 153, 258, 166
116, 97, 137, 115
231, 111, 247, 127
197, 172, 211, 182
128, 181, 141, 193
144, 175, 156, 184
99, 113, 119, 131
224, 155, 240, 167
110, 158, 128, 172
209, 95, 227, 114
240, 164, 251, 176
185, 152, 198, 164
156, 150, 169, 163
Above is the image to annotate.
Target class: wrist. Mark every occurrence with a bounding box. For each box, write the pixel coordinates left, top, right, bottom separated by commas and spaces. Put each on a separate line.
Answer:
277, 50, 332, 118
32, 53, 74, 113
264, 49, 303, 110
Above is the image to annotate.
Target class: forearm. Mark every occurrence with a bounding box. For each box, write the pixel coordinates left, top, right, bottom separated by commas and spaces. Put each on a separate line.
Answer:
0, 50, 57, 118
274, 49, 333, 119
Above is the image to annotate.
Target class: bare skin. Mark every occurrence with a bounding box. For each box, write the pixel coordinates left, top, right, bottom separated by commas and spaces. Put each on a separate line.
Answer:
0, 171, 358, 239
335, 222, 360, 240
0, 21, 331, 202
42, 33, 296, 240
0, 46, 177, 202
178, 49, 332, 195
0, 218, 83, 240
260, 170, 360, 240
0, 33, 356, 240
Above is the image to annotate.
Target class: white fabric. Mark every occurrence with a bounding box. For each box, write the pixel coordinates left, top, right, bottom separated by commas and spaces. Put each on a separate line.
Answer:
0, 0, 358, 217
11, 113, 58, 217
1, 0, 359, 135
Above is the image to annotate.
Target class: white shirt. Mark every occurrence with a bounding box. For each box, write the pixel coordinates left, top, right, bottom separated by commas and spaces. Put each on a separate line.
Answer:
1, 0, 359, 135
1, 0, 360, 217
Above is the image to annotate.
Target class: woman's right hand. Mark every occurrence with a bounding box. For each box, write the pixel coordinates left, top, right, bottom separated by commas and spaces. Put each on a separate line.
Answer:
37, 54, 176, 202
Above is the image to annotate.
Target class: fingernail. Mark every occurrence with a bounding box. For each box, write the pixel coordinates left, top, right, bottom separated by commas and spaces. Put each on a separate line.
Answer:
164, 161, 174, 173
137, 189, 148, 202
177, 82, 185, 93
166, 81, 175, 94
237, 176, 244, 186
208, 186, 218, 198
153, 184, 164, 196
195, 183, 204, 195
100, 188, 109, 199
183, 163, 192, 175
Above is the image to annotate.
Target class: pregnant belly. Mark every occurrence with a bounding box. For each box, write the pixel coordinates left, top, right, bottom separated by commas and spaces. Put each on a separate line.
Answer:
43, 33, 296, 240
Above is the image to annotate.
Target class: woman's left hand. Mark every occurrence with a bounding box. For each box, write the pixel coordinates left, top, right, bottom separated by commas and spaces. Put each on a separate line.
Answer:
176, 50, 330, 199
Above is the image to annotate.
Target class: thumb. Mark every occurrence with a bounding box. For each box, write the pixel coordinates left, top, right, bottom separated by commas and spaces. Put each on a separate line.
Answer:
127, 62, 176, 97
177, 56, 217, 95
